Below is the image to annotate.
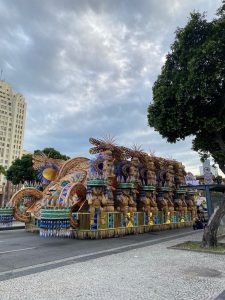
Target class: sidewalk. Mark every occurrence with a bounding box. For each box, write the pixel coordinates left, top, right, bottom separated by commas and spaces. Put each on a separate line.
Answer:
0, 231, 224, 300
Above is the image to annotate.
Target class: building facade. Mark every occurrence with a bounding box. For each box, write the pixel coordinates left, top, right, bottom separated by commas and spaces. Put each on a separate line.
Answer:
22, 149, 33, 156
199, 161, 219, 178
0, 80, 26, 186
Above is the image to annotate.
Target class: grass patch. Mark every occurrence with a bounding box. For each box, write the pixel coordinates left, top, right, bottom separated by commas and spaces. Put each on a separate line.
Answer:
170, 241, 225, 254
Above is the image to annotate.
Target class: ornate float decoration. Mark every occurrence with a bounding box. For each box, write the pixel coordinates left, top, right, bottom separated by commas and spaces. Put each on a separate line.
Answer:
2, 136, 196, 238
10, 186, 43, 223
139, 186, 158, 225
32, 152, 65, 185
186, 190, 198, 221
0, 207, 13, 227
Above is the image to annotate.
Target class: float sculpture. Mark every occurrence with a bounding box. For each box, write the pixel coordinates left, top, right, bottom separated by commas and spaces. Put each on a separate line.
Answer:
0, 137, 197, 238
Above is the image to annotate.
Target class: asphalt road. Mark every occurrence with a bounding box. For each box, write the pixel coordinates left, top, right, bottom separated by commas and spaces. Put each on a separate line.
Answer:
0, 227, 198, 281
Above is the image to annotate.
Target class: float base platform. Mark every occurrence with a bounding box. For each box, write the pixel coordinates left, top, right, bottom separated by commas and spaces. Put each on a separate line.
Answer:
25, 222, 193, 239
71, 222, 193, 239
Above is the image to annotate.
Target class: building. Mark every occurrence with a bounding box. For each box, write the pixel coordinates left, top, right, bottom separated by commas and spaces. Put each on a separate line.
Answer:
0, 80, 27, 186
22, 149, 33, 156
199, 161, 219, 177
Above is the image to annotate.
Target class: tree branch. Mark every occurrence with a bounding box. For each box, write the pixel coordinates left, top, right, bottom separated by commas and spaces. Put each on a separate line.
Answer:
215, 133, 225, 152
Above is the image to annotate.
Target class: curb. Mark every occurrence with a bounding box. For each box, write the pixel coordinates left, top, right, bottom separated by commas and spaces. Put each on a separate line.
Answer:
0, 226, 25, 231
168, 240, 225, 255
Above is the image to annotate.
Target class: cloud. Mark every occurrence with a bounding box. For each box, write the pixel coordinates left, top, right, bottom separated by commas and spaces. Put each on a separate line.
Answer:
0, 0, 222, 174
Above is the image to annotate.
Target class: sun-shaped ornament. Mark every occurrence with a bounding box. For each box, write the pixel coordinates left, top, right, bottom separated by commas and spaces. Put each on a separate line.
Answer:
37, 164, 58, 185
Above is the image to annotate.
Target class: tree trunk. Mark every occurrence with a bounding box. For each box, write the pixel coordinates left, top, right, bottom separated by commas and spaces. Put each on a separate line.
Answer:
218, 163, 225, 175
201, 195, 225, 248
214, 134, 225, 174
215, 134, 225, 153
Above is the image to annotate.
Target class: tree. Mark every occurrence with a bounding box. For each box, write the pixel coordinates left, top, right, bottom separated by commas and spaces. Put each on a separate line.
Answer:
202, 201, 225, 248
34, 147, 70, 160
0, 165, 6, 176
6, 148, 70, 185
6, 154, 38, 185
148, 2, 225, 247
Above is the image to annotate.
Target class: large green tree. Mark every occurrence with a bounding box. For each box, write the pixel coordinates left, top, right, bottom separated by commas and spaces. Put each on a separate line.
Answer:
34, 147, 70, 160
6, 154, 38, 185
148, 2, 225, 247
6, 148, 70, 185
0, 165, 6, 176
148, 4, 225, 172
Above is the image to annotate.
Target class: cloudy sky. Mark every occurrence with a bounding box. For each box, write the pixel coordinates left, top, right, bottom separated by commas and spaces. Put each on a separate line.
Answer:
0, 0, 222, 174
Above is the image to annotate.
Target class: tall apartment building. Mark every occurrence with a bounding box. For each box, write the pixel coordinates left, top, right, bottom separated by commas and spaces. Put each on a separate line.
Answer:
0, 80, 26, 185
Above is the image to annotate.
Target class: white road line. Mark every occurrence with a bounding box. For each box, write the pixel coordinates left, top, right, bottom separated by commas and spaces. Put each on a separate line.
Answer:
0, 229, 25, 233
0, 230, 199, 277
0, 247, 36, 255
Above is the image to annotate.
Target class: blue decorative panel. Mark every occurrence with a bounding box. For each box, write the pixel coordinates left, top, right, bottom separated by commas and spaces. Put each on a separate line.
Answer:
90, 208, 99, 230
73, 213, 79, 220
90, 224, 98, 230
144, 212, 148, 225
173, 215, 177, 223
121, 213, 126, 227
156, 214, 161, 225
134, 212, 138, 226
108, 213, 114, 228
153, 212, 158, 225
35, 218, 40, 227
185, 212, 191, 222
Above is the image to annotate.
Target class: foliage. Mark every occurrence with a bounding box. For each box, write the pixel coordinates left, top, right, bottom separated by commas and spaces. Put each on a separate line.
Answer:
34, 147, 70, 160
0, 165, 6, 176
6, 147, 70, 184
6, 154, 38, 185
148, 3, 225, 173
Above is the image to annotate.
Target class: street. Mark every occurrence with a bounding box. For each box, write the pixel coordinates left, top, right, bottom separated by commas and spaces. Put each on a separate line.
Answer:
0, 227, 195, 281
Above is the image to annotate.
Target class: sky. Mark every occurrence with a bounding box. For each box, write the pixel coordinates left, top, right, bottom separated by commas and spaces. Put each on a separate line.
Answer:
0, 0, 222, 174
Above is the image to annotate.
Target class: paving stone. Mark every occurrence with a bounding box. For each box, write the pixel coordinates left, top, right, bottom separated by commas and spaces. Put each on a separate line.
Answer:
0, 231, 224, 300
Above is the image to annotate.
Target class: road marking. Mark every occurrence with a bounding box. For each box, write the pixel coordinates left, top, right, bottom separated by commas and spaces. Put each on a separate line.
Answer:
0, 228, 25, 233
0, 247, 36, 255
0, 230, 199, 277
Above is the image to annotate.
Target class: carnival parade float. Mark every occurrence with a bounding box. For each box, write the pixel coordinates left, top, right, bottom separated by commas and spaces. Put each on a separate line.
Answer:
0, 137, 197, 239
